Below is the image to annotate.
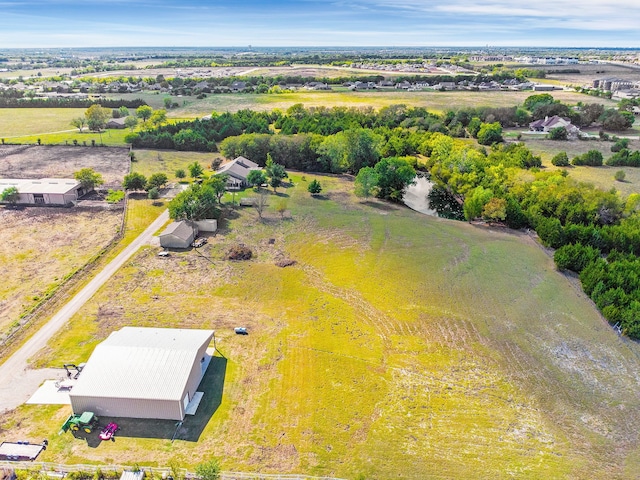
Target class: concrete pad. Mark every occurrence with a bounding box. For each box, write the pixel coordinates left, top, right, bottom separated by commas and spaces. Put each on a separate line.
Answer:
26, 380, 72, 405
0, 368, 63, 413
185, 391, 204, 415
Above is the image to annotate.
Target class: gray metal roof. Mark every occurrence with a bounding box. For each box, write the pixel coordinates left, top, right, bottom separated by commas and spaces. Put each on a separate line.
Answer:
70, 327, 214, 402
160, 221, 195, 240
0, 178, 80, 194
216, 157, 260, 180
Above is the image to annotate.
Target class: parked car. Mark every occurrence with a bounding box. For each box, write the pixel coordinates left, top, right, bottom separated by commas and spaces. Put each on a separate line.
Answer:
234, 327, 248, 335
192, 237, 207, 248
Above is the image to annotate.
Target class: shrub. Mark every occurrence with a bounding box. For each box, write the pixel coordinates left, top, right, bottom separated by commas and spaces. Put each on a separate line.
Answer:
572, 149, 603, 166
547, 126, 567, 141
307, 179, 322, 195
175, 169, 186, 179
614, 170, 626, 182
551, 151, 569, 166
105, 189, 125, 203
195, 459, 221, 480
148, 187, 160, 199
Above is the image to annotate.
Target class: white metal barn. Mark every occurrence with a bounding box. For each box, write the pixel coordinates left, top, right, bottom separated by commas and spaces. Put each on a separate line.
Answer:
69, 327, 214, 420
0, 178, 85, 205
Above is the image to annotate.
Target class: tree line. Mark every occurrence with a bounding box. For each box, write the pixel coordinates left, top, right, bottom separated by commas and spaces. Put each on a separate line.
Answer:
0, 95, 147, 109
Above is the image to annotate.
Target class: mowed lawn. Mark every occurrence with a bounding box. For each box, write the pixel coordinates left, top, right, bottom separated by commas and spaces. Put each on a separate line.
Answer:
4, 174, 640, 479
0, 108, 86, 138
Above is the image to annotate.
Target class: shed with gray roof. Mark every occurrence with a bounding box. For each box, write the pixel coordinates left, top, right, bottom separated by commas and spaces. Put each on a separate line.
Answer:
69, 327, 214, 420
159, 220, 197, 249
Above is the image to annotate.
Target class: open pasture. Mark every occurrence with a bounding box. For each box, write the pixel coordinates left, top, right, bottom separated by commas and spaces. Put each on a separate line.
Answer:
0, 108, 86, 138
108, 88, 616, 118
515, 136, 640, 198
3, 174, 639, 479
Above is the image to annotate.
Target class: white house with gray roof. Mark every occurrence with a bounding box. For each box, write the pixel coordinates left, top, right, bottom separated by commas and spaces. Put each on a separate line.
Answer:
215, 156, 261, 189
69, 327, 214, 420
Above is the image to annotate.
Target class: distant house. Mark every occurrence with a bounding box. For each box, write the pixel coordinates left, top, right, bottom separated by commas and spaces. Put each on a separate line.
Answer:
231, 81, 247, 92
159, 221, 197, 249
0, 178, 86, 205
529, 116, 581, 138
215, 156, 261, 189
106, 117, 127, 129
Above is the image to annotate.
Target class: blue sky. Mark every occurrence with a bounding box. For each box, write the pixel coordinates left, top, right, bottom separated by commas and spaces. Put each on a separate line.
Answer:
1, 0, 639, 48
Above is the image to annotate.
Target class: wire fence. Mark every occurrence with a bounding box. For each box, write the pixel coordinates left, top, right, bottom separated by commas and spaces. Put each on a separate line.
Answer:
0, 462, 346, 480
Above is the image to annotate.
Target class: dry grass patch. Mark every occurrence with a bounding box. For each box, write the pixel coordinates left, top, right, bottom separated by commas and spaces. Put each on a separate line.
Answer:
0, 206, 122, 335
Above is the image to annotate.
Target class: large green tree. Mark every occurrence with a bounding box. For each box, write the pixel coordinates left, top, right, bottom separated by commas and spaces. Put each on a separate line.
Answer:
74, 168, 104, 191
136, 105, 153, 123
123, 172, 148, 191
246, 169, 267, 189
318, 128, 382, 173
146, 172, 168, 190
354, 166, 378, 199
168, 184, 220, 220
84, 104, 110, 132
476, 122, 503, 145
265, 154, 287, 193
373, 157, 416, 202
204, 175, 228, 203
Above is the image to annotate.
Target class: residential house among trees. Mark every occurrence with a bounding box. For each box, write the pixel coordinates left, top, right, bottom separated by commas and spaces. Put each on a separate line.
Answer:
215, 156, 261, 189
529, 116, 581, 138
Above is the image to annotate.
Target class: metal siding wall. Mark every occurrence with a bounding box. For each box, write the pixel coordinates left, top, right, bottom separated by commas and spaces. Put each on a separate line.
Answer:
70, 395, 182, 420
160, 235, 189, 249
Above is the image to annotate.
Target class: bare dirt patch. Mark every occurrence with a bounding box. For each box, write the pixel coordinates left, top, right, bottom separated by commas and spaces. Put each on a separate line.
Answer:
0, 206, 122, 336
0, 145, 129, 187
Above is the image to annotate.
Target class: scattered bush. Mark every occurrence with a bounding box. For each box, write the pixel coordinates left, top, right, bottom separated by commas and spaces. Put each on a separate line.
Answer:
105, 189, 125, 203
614, 170, 626, 182
551, 151, 569, 166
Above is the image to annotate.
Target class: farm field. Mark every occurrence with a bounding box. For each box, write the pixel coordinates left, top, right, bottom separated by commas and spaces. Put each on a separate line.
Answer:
0, 145, 130, 186
4, 174, 640, 479
0, 146, 130, 338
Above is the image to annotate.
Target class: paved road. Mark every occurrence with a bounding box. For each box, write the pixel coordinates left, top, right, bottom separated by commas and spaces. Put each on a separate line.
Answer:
0, 209, 169, 412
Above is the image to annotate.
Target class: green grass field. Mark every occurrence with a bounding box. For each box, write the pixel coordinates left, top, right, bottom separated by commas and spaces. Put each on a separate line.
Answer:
0, 108, 86, 138
515, 136, 640, 198
4, 173, 639, 479
113, 89, 614, 117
